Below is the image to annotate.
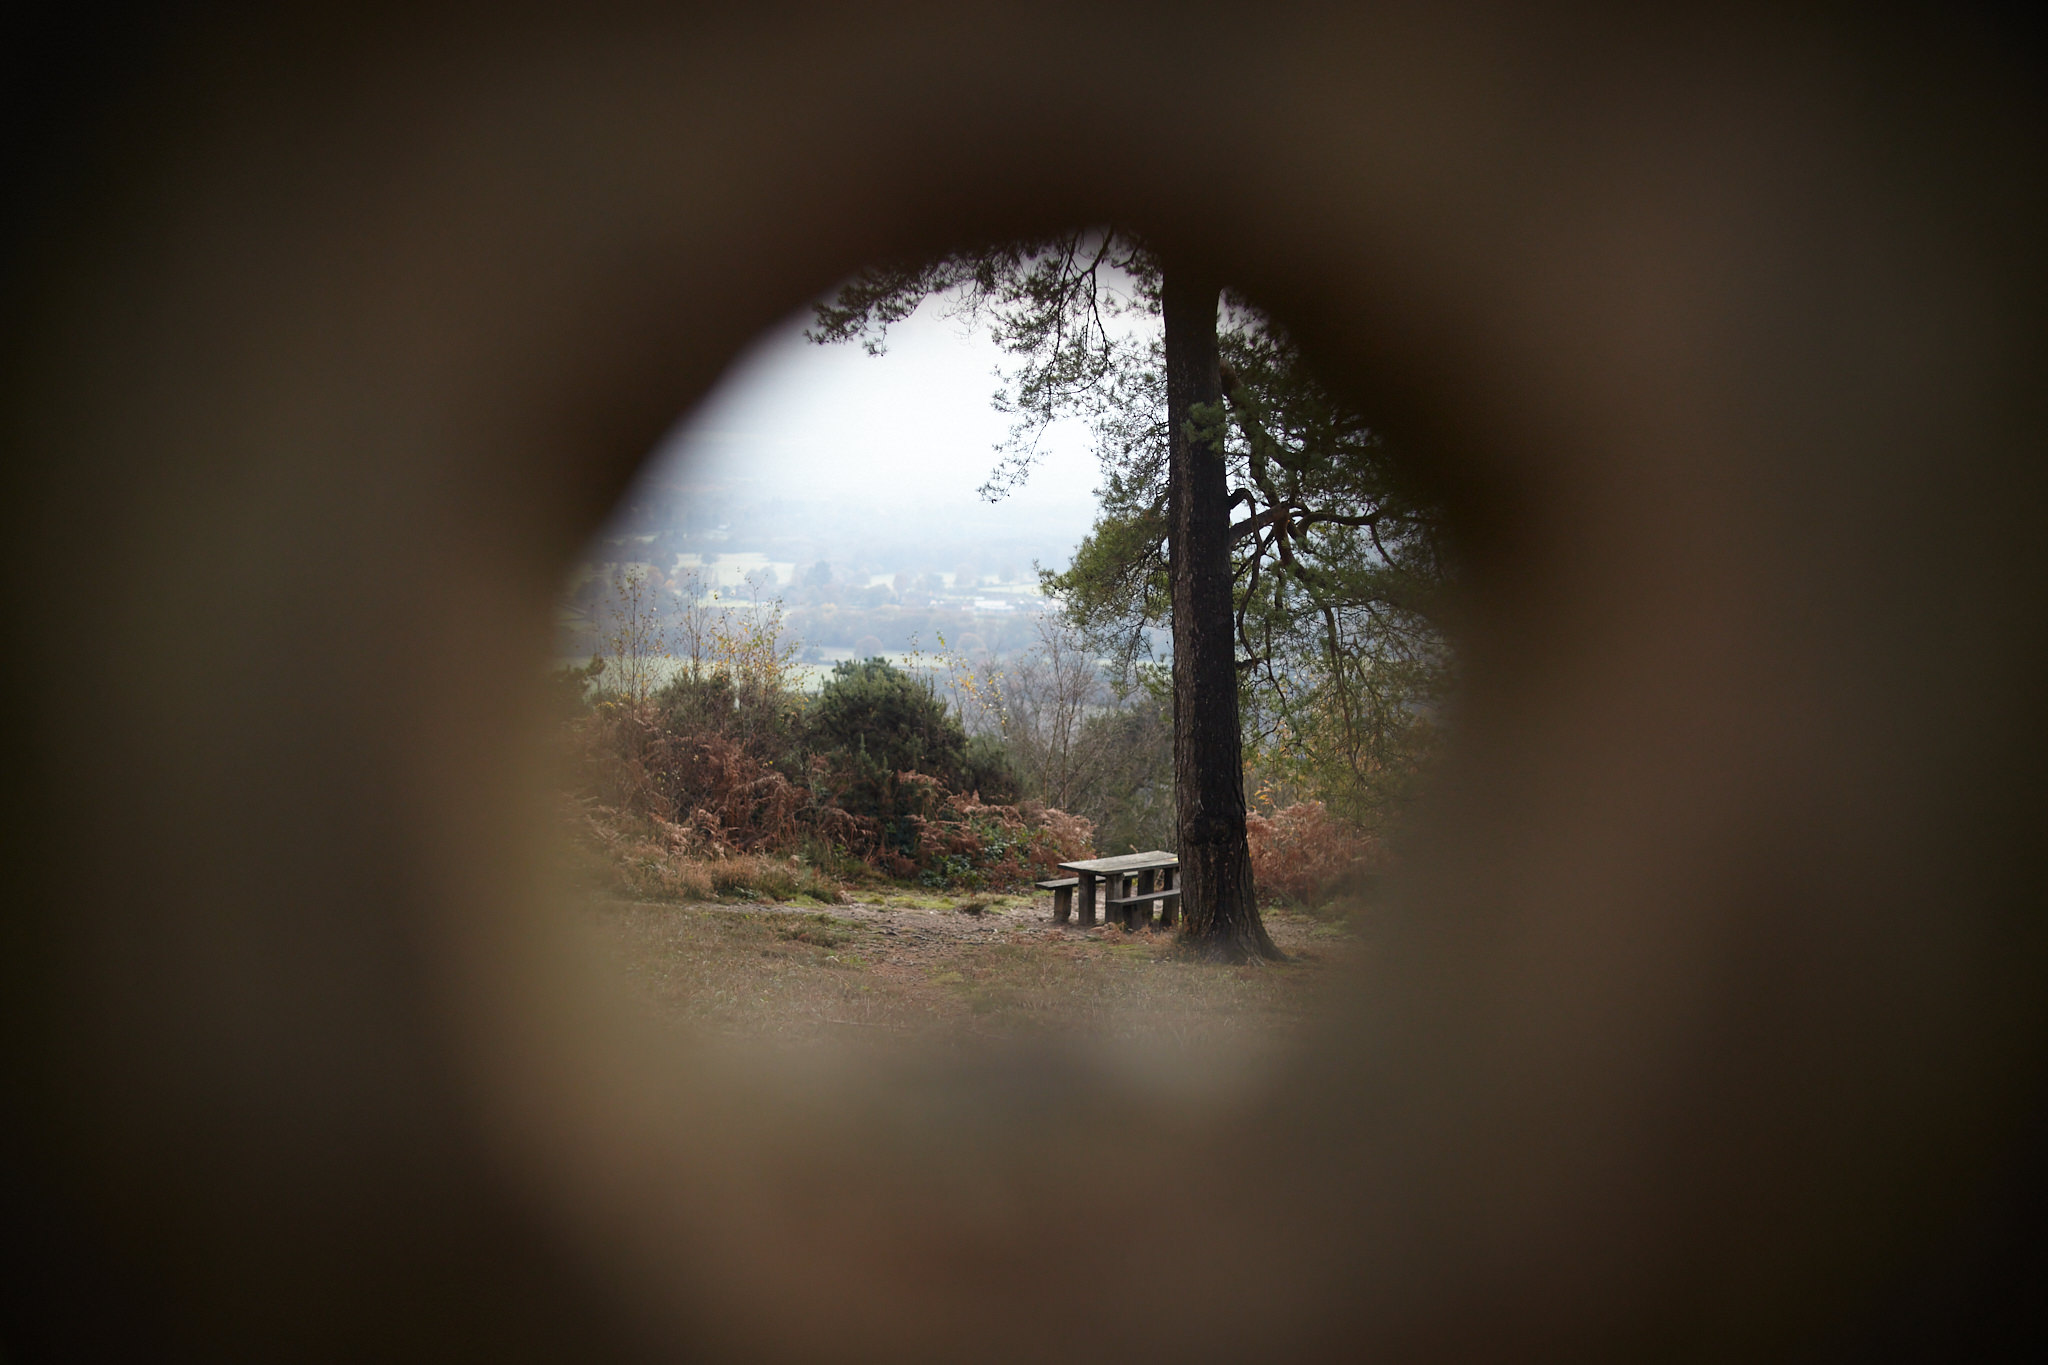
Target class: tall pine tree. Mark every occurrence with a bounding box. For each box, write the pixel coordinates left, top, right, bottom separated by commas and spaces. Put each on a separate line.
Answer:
811, 230, 1447, 960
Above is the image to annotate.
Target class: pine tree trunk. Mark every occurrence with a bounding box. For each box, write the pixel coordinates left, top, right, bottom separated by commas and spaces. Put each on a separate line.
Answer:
1162, 266, 1280, 962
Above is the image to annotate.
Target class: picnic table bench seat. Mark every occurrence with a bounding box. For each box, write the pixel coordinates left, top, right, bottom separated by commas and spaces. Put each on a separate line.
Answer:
1104, 887, 1180, 907
1034, 875, 1080, 918
1103, 884, 1181, 931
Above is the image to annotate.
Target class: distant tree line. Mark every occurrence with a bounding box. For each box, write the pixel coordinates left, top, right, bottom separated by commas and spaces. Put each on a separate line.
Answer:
558, 563, 1048, 661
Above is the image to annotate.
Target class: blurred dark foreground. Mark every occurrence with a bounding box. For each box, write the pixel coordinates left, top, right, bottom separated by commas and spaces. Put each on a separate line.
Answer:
4, 4, 2046, 1361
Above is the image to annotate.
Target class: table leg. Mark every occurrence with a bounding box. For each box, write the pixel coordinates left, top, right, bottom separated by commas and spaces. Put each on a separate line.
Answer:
1077, 871, 1097, 927
1134, 867, 1156, 930
1159, 865, 1178, 927
1052, 884, 1072, 923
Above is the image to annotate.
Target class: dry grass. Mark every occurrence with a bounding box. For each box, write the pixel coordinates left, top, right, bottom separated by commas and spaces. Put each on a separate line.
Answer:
561, 816, 845, 905
581, 890, 1362, 1052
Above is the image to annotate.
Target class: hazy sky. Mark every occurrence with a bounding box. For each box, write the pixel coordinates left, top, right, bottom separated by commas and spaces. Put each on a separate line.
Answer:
639, 294, 1106, 552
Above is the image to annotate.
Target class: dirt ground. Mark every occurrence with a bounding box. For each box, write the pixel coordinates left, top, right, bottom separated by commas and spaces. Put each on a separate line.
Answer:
582, 887, 1363, 1056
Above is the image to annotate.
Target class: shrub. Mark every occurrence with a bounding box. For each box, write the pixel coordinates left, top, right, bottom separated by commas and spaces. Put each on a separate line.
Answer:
707, 854, 842, 903
959, 732, 1022, 805
896, 775, 1095, 889
1245, 801, 1381, 908
567, 702, 809, 853
563, 800, 843, 904
563, 799, 715, 901
808, 658, 969, 805
560, 652, 1093, 894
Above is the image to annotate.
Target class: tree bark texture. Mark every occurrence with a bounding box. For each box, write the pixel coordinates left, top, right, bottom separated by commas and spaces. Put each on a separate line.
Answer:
1162, 267, 1279, 962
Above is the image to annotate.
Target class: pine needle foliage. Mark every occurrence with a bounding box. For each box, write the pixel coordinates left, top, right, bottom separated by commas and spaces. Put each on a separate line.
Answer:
821, 231, 1455, 831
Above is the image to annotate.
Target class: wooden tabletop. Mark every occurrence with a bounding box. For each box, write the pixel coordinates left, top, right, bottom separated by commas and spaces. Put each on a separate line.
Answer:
1058, 850, 1178, 874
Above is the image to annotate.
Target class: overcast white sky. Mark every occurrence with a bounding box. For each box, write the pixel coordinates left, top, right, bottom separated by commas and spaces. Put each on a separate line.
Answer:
643, 294, 1105, 543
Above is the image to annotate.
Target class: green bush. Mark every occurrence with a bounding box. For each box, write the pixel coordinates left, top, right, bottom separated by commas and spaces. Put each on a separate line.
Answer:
808, 658, 974, 837
656, 669, 806, 775
808, 658, 966, 779
959, 733, 1021, 805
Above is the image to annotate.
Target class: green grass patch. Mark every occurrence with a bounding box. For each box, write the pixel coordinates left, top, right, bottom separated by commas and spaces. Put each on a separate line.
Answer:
776, 912, 858, 949
878, 892, 956, 911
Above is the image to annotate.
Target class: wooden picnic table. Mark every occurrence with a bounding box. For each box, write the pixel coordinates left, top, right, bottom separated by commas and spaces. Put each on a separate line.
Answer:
1050, 850, 1180, 931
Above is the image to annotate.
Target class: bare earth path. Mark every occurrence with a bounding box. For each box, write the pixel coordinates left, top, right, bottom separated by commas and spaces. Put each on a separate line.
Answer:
582, 889, 1362, 1053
